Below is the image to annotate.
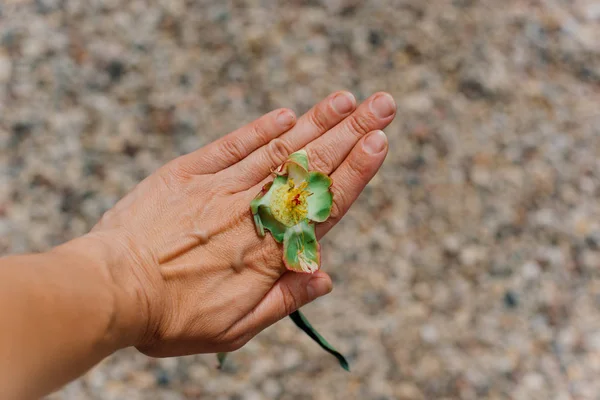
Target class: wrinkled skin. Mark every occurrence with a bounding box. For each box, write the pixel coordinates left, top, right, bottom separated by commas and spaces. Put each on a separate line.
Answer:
86, 91, 396, 357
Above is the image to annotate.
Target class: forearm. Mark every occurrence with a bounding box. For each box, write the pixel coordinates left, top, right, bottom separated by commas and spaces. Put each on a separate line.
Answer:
0, 235, 142, 399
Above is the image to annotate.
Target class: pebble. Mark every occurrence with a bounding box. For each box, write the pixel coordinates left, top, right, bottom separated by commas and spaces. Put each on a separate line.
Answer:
0, 50, 11, 83
420, 324, 439, 344
459, 245, 485, 267
522, 260, 541, 281
503, 290, 519, 309
261, 379, 281, 398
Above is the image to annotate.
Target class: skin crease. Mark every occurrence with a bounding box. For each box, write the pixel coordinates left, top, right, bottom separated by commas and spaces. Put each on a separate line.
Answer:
0, 91, 396, 398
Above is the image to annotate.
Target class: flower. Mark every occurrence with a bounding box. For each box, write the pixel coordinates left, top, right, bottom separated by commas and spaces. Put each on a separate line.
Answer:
250, 150, 333, 273
242, 151, 349, 372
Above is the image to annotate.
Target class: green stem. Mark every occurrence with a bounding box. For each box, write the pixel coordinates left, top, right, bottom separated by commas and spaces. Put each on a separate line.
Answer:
288, 310, 350, 371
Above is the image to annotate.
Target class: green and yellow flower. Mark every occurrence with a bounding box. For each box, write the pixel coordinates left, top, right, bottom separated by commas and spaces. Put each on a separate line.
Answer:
250, 150, 333, 273
221, 150, 349, 372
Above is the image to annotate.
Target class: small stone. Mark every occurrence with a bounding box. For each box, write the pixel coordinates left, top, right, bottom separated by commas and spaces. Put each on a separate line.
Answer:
532, 209, 556, 228
404, 303, 429, 320
129, 371, 155, 389
413, 282, 432, 301
415, 354, 442, 379
0, 50, 11, 83
459, 245, 485, 267
261, 379, 282, 398
496, 354, 518, 374
420, 324, 439, 344
12, 122, 32, 143
155, 369, 170, 387
157, 357, 178, 372
581, 250, 600, 271
503, 290, 519, 309
106, 60, 125, 82
35, 0, 61, 14
523, 373, 545, 390
443, 235, 461, 255
242, 390, 263, 400
537, 246, 564, 267
182, 385, 203, 398
282, 348, 301, 369
471, 166, 492, 188
368, 29, 383, 47
395, 382, 424, 400
402, 93, 433, 113
522, 261, 541, 281
576, 2, 600, 20
585, 231, 600, 250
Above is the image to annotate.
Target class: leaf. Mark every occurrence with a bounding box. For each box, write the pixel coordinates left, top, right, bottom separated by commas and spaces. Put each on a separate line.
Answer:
250, 176, 288, 241
217, 352, 228, 369
289, 310, 350, 371
274, 150, 309, 183
282, 221, 320, 273
306, 171, 333, 222
287, 150, 309, 170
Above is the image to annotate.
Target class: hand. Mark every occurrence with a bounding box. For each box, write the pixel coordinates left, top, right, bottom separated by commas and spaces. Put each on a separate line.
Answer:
84, 91, 396, 356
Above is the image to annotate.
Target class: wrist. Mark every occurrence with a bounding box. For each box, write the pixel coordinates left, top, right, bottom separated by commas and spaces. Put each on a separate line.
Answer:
53, 230, 151, 351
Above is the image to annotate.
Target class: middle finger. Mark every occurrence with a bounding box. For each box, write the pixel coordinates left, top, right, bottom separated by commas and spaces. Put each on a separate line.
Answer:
223, 91, 357, 188
303, 92, 395, 175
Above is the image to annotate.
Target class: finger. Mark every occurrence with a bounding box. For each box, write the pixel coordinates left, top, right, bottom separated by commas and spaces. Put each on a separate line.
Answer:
175, 108, 297, 174
304, 92, 395, 175
224, 91, 357, 187
316, 130, 388, 238
228, 270, 333, 340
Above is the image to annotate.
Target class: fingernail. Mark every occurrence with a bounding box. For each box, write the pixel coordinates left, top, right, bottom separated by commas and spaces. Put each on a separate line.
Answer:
277, 110, 295, 127
331, 92, 356, 115
363, 130, 387, 154
307, 277, 333, 301
370, 93, 396, 118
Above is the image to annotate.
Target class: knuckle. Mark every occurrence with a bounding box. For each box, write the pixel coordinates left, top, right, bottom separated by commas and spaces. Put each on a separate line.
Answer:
157, 163, 203, 197
97, 209, 116, 227
227, 332, 252, 352
266, 138, 294, 167
158, 165, 187, 191
220, 137, 247, 163
308, 147, 333, 173
329, 188, 347, 221
318, 219, 335, 236
250, 119, 273, 143
346, 113, 373, 138
344, 156, 365, 181
278, 283, 301, 316
250, 242, 284, 277
308, 106, 330, 132
214, 322, 254, 352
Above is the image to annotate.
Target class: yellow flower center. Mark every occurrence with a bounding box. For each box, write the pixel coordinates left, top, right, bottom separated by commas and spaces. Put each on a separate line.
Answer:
270, 179, 311, 227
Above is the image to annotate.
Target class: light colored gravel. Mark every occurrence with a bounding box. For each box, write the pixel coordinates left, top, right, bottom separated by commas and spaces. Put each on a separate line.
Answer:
1, 1, 600, 399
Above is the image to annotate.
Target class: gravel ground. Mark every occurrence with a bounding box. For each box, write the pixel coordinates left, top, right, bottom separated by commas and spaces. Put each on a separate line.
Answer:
2, 1, 600, 399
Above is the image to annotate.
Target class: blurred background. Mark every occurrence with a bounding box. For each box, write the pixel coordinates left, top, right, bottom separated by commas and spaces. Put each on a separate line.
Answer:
1, 0, 600, 399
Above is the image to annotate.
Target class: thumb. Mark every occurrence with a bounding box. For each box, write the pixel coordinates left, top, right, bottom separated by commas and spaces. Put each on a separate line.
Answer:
234, 271, 333, 338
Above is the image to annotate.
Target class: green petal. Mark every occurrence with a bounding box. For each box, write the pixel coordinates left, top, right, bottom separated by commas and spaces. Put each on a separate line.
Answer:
274, 151, 309, 183
306, 171, 333, 222
289, 310, 350, 372
250, 176, 288, 241
217, 352, 228, 369
250, 180, 274, 214
275, 160, 308, 185
282, 220, 320, 273
287, 161, 308, 184
287, 150, 309, 170
256, 206, 286, 242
